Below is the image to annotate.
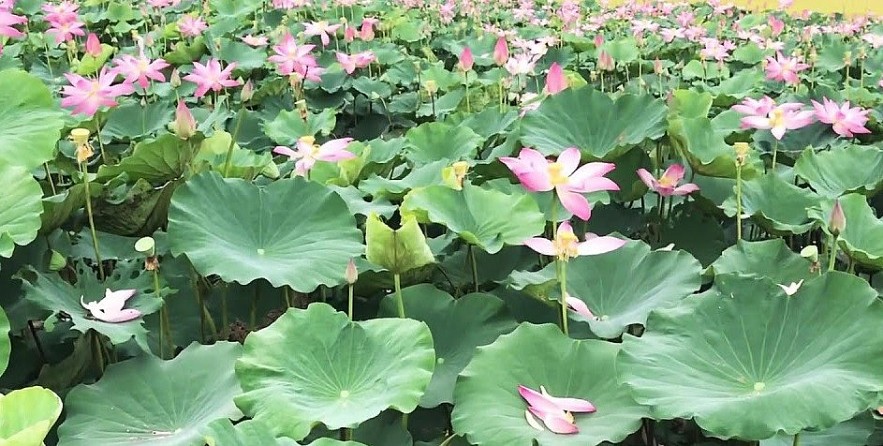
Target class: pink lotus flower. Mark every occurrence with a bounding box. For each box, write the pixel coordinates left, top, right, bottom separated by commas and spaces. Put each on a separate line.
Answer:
738, 102, 815, 140
732, 96, 776, 117
80, 288, 141, 323
519, 385, 596, 434
304, 20, 341, 47
458, 46, 474, 71
182, 58, 241, 98
336, 51, 375, 74
61, 68, 135, 117
360, 17, 378, 41
343, 25, 357, 42
0, 9, 26, 38
274, 136, 355, 176
636, 164, 699, 197
269, 33, 320, 80
241, 34, 268, 47
500, 148, 619, 220
45, 14, 84, 44
764, 52, 809, 85
565, 294, 596, 320
177, 15, 207, 37
524, 221, 625, 261
493, 36, 509, 66
172, 100, 197, 139
113, 51, 170, 89
545, 62, 567, 94
811, 98, 871, 138
85, 32, 101, 56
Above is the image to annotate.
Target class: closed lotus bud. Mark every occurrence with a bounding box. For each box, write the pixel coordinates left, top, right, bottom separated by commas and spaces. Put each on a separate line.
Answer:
493, 36, 509, 66
85, 33, 101, 57
598, 50, 614, 71
829, 199, 846, 237
173, 100, 197, 139
594, 34, 604, 48
458, 46, 474, 72
345, 259, 358, 284
241, 80, 254, 102
170, 68, 181, 88
654, 58, 663, 74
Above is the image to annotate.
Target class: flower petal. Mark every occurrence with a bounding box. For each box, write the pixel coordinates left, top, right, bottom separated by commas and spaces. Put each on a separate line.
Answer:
524, 409, 545, 431
556, 148, 581, 177
557, 189, 592, 221
577, 235, 627, 256
636, 168, 657, 189
565, 295, 597, 321
523, 237, 556, 256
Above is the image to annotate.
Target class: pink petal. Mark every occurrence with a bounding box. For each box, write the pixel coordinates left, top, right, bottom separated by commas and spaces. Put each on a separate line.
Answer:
661, 164, 686, 182
672, 183, 700, 195
98, 309, 142, 323
577, 236, 626, 256
636, 168, 657, 189
518, 386, 562, 414
517, 170, 554, 192
741, 116, 771, 130
569, 162, 616, 184
569, 177, 620, 194
540, 390, 597, 413
524, 409, 545, 431
565, 295, 596, 320
530, 407, 579, 434
555, 148, 582, 177
557, 220, 575, 236
523, 237, 556, 256
273, 146, 300, 159
557, 189, 592, 221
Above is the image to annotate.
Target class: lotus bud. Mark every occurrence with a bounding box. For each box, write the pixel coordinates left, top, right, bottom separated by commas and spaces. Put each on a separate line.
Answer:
173, 100, 197, 140
85, 33, 101, 57
345, 259, 358, 284
598, 50, 615, 71
829, 199, 846, 237
843, 51, 852, 66
594, 33, 604, 47
493, 36, 509, 66
170, 68, 182, 88
241, 80, 254, 102
653, 58, 663, 75
458, 46, 474, 72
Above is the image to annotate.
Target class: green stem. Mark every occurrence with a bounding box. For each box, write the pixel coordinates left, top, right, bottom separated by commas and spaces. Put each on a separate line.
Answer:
284, 286, 292, 308
347, 284, 354, 319
771, 139, 779, 172
464, 71, 470, 113
80, 162, 104, 280
793, 433, 800, 446
736, 163, 743, 241
250, 284, 259, 330
222, 109, 247, 177
438, 435, 456, 446
827, 236, 839, 272
44, 163, 57, 195
152, 268, 171, 358
468, 244, 479, 293
394, 273, 405, 318
558, 259, 569, 336
340, 428, 352, 441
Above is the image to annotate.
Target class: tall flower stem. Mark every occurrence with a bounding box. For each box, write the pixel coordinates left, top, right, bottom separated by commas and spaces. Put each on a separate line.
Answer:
151, 263, 172, 359
394, 273, 405, 318
347, 283, 354, 319
771, 139, 779, 172
557, 259, 569, 336
464, 71, 471, 113
827, 236, 839, 272
80, 161, 104, 280
793, 433, 800, 446
222, 108, 248, 177
468, 244, 479, 293
735, 160, 744, 241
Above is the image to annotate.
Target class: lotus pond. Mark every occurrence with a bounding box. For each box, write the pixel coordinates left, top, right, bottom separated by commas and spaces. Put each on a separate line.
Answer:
2, 0, 883, 445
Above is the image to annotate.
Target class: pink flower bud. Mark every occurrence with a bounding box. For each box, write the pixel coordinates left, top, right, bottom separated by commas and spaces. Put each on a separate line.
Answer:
458, 46, 474, 71
829, 199, 846, 236
493, 36, 509, 66
85, 33, 101, 57
173, 100, 197, 139
345, 259, 358, 284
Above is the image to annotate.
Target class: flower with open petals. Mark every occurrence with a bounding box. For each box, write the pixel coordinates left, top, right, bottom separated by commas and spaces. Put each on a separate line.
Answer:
269, 32, 319, 78
336, 51, 375, 74
304, 20, 341, 47
519, 385, 595, 434
61, 68, 135, 117
182, 58, 241, 98
636, 164, 699, 197
241, 34, 268, 47
524, 221, 625, 261
113, 47, 170, 89
274, 136, 355, 176
738, 102, 814, 140
500, 147, 619, 220
81, 289, 141, 323
177, 15, 207, 37
764, 51, 808, 85
732, 96, 776, 117
0, 9, 26, 38
811, 98, 870, 138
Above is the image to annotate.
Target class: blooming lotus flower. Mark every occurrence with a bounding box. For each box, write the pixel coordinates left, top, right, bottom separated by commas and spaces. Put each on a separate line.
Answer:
458, 46, 474, 71
46, 15, 85, 44
778, 280, 803, 296
0, 9, 26, 38
304, 20, 341, 47
862, 33, 883, 49
241, 34, 268, 47
360, 17, 378, 41
177, 15, 207, 37
336, 51, 375, 74
61, 68, 135, 117
732, 96, 776, 117
269, 33, 319, 78
565, 294, 596, 320
545, 62, 567, 94
113, 52, 170, 89
764, 52, 809, 85
493, 36, 509, 66
519, 385, 595, 434
738, 102, 814, 140
182, 59, 241, 98
500, 147, 619, 220
81, 288, 141, 323
524, 221, 625, 261
636, 164, 699, 197
343, 25, 357, 42
274, 136, 355, 176
811, 98, 870, 138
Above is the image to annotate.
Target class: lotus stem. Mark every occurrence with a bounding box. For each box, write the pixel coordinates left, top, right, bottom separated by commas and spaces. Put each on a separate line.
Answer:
438, 435, 456, 446
347, 284, 354, 319
80, 161, 104, 280
222, 108, 247, 177
793, 433, 800, 446
394, 273, 405, 318
152, 264, 172, 359
250, 284, 259, 330
464, 71, 470, 113
43, 163, 57, 195
468, 244, 479, 293
283, 286, 292, 308
771, 139, 779, 172
340, 428, 352, 441
827, 236, 839, 272
736, 162, 743, 241
558, 259, 569, 336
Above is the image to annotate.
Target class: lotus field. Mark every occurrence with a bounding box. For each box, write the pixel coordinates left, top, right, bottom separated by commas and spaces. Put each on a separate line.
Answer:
4, 0, 883, 444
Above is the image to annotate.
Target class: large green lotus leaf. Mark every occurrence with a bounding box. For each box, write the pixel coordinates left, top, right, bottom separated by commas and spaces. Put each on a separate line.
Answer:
619, 273, 883, 440
520, 87, 667, 160
451, 323, 648, 445
0, 70, 63, 170
0, 305, 7, 376
565, 241, 701, 339
21, 260, 165, 350
0, 386, 62, 445
365, 213, 435, 274
234, 304, 435, 441
100, 101, 174, 142
203, 419, 298, 446
808, 194, 883, 270
793, 145, 883, 197
712, 239, 814, 285
752, 122, 846, 157
667, 90, 761, 178
721, 173, 820, 235
760, 414, 875, 446
57, 342, 243, 446
359, 160, 448, 199
0, 164, 43, 258
377, 284, 518, 408
400, 185, 545, 254
263, 108, 337, 146
306, 440, 367, 446
404, 122, 483, 164
40, 184, 87, 235
168, 172, 364, 291
97, 134, 194, 184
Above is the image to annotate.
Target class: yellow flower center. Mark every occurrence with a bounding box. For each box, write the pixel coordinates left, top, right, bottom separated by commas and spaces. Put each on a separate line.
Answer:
768, 108, 785, 129
547, 162, 568, 186
554, 230, 580, 260
657, 174, 677, 188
